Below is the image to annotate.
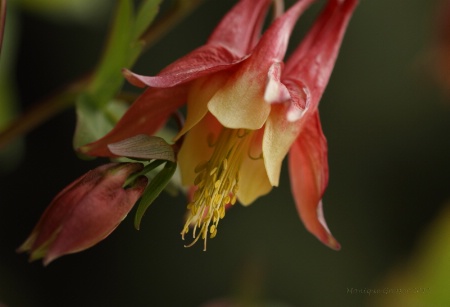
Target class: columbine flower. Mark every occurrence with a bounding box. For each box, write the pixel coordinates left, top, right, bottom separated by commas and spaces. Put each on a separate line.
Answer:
18, 163, 147, 265
80, 0, 357, 250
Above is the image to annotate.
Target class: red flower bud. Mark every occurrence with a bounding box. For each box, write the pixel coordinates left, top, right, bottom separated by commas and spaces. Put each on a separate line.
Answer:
18, 163, 147, 265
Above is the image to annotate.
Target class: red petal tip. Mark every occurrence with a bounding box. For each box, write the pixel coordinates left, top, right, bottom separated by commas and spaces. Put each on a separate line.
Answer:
324, 233, 341, 251
122, 69, 147, 88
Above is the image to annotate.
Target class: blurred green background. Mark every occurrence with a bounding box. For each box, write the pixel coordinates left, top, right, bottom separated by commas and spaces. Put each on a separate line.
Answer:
1, 0, 450, 306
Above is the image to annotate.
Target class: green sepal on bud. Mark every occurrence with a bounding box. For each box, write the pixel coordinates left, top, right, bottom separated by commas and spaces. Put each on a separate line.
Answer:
134, 161, 177, 230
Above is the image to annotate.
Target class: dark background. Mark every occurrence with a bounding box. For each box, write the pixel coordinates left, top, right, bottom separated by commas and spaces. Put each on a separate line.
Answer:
1, 0, 450, 306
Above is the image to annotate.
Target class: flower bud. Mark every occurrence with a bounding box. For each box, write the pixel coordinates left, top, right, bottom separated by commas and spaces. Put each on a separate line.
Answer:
18, 163, 147, 265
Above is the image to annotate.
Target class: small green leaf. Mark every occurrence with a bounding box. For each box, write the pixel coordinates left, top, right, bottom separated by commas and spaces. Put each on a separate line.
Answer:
108, 134, 175, 162
134, 161, 177, 230
73, 95, 128, 149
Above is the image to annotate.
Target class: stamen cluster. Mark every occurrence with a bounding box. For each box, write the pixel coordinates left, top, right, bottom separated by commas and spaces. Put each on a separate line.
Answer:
181, 129, 251, 250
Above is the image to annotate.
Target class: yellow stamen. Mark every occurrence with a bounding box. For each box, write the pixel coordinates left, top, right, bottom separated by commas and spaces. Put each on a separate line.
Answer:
181, 128, 252, 250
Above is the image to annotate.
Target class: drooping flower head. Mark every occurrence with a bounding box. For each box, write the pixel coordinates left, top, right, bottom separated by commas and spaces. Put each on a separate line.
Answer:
80, 0, 358, 250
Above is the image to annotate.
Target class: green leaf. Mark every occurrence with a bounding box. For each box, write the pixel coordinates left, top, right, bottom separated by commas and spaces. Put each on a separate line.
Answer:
73, 1, 134, 148
132, 0, 161, 42
128, 0, 162, 64
134, 161, 177, 230
73, 94, 128, 150
73, 0, 162, 149
86, 0, 162, 105
87, 0, 134, 108
123, 159, 165, 188
108, 134, 175, 162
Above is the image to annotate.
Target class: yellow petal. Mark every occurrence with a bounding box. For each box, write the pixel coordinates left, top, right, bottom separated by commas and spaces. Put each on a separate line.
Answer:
263, 104, 302, 186
174, 72, 229, 140
237, 130, 272, 205
178, 113, 222, 186
208, 69, 270, 130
